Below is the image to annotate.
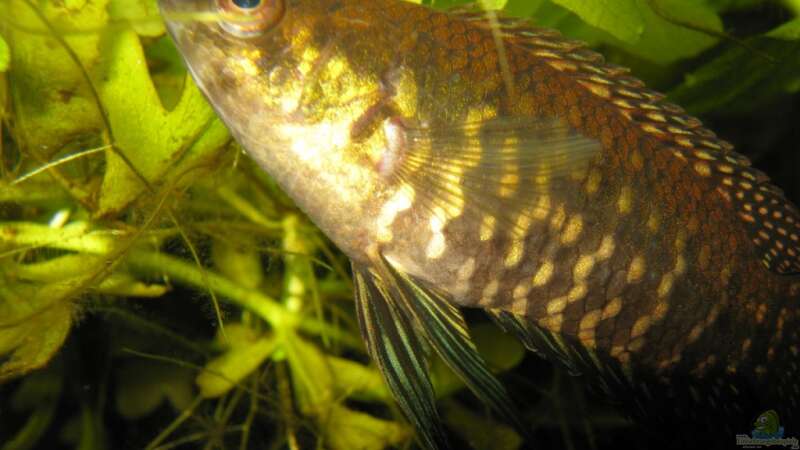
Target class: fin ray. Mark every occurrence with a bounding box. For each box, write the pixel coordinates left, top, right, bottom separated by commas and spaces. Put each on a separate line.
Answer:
405, 4, 800, 270
353, 260, 531, 446
486, 309, 633, 397
390, 116, 601, 239
381, 256, 530, 435
353, 267, 448, 450
671, 146, 800, 275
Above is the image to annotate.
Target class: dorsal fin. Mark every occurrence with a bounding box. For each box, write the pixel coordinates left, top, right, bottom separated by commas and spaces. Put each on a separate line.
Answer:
447, 6, 735, 156
671, 146, 800, 274
444, 6, 800, 275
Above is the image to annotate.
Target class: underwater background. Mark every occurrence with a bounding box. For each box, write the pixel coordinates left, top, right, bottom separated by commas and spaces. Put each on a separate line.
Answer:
0, 0, 798, 449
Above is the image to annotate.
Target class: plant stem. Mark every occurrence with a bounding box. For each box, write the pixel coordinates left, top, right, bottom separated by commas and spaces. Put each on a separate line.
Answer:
124, 250, 362, 349
126, 250, 291, 325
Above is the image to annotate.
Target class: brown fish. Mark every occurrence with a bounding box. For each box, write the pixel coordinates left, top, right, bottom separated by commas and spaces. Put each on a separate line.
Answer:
159, 0, 800, 447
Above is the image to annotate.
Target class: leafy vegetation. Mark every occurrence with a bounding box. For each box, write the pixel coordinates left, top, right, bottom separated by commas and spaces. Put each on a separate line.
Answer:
0, 0, 798, 449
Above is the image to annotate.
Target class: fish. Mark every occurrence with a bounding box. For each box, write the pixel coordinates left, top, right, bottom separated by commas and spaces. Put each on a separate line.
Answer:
753, 409, 782, 438
158, 0, 800, 448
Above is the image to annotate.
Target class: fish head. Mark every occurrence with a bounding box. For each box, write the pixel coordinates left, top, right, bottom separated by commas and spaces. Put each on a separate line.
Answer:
754, 410, 779, 433
158, 0, 337, 132
159, 0, 403, 261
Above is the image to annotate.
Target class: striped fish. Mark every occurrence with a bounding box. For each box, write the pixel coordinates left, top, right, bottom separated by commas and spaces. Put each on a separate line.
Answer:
159, 0, 800, 447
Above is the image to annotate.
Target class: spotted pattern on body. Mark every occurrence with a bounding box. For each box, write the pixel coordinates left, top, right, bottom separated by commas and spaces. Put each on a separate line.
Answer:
163, 0, 800, 437
356, 1, 800, 410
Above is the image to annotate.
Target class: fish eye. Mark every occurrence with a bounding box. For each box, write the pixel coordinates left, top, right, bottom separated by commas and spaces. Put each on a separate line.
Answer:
233, 0, 260, 8
216, 0, 284, 37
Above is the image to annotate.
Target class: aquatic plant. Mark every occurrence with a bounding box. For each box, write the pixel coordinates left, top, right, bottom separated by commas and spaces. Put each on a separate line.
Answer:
0, 0, 798, 449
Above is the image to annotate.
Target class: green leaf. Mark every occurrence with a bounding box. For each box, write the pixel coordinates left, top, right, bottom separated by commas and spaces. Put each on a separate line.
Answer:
471, 323, 526, 372
503, 0, 546, 16
107, 0, 164, 37
0, 35, 9, 72
115, 360, 193, 419
327, 355, 393, 402
550, 0, 723, 63
196, 326, 278, 398
788, 0, 800, 15
94, 273, 168, 297
12, 254, 104, 282
769, 16, 800, 40
284, 333, 338, 407
144, 35, 190, 111
0, 220, 127, 382
324, 404, 411, 450
4, 0, 108, 161
478, 0, 509, 9
12, 254, 165, 300
285, 334, 410, 450
669, 18, 800, 114
551, 0, 644, 43
212, 238, 264, 290
432, 323, 525, 397
0, 221, 115, 254
0, 300, 72, 381
96, 28, 228, 216
284, 331, 390, 402
417, 0, 510, 8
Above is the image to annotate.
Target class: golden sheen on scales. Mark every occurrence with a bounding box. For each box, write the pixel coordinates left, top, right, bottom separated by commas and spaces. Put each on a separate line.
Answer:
158, 0, 800, 448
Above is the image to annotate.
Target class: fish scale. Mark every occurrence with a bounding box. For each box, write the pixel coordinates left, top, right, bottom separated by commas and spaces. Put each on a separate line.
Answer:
160, 0, 800, 447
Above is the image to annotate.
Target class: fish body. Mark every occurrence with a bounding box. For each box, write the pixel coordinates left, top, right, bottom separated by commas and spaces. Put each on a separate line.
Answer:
160, 0, 800, 447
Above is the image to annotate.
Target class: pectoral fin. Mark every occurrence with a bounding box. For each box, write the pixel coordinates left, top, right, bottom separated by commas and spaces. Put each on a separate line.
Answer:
382, 115, 602, 238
